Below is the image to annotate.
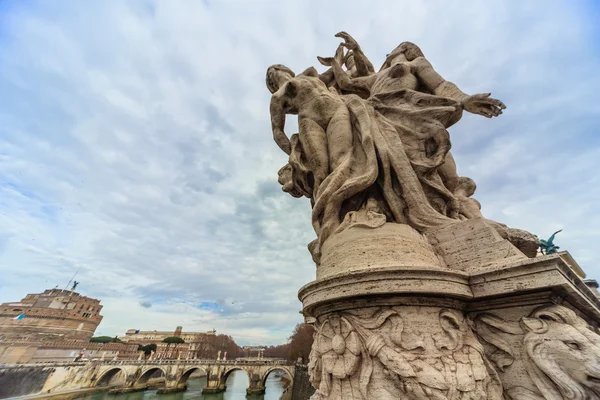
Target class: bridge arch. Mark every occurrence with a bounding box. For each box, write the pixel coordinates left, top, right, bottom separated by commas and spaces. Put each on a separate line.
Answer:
261, 366, 294, 389
177, 366, 208, 386
222, 367, 250, 386
95, 367, 127, 387
135, 366, 166, 386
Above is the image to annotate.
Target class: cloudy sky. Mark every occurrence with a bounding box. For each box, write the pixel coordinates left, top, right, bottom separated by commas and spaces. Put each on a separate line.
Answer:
1, 0, 599, 345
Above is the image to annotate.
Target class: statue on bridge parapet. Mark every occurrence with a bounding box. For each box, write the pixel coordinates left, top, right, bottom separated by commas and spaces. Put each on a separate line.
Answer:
269, 32, 538, 264
268, 31, 600, 400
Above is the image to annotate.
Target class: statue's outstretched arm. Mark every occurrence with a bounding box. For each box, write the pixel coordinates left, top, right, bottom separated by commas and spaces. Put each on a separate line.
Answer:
270, 96, 291, 155
412, 57, 505, 118
317, 44, 347, 87
411, 57, 469, 101
348, 48, 375, 77
317, 57, 373, 98
335, 32, 374, 77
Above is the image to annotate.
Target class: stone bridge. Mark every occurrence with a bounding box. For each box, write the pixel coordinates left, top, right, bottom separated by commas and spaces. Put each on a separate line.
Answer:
0, 359, 295, 397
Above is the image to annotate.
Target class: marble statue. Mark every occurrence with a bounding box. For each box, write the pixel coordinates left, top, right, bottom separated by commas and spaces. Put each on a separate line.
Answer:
267, 32, 599, 400
269, 32, 537, 263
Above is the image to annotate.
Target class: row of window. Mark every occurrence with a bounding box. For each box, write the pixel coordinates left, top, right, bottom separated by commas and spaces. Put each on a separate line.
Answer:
2, 307, 97, 318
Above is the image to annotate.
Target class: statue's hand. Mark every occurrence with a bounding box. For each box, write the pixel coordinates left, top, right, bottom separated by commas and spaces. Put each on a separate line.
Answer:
317, 56, 336, 67
462, 93, 506, 118
334, 44, 346, 65
335, 31, 360, 51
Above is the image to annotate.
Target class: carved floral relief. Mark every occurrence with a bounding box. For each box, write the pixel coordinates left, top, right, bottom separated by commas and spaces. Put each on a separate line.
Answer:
309, 308, 502, 399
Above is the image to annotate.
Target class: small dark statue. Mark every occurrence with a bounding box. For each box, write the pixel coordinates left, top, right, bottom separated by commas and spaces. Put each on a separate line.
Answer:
539, 229, 562, 255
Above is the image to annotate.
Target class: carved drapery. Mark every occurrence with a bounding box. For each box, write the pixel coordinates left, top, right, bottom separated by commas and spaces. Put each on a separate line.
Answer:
267, 31, 600, 399
309, 307, 502, 399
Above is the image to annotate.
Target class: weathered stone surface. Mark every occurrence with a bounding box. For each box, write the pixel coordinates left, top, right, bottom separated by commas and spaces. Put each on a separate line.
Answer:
268, 31, 600, 399
318, 221, 444, 280
473, 305, 600, 399
426, 218, 527, 272
309, 305, 502, 399
0, 360, 294, 398
268, 32, 527, 266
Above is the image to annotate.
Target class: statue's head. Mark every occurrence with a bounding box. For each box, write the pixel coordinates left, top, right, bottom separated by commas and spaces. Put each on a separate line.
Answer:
266, 64, 295, 93
380, 41, 424, 70
278, 164, 298, 197
522, 305, 600, 399
455, 177, 477, 197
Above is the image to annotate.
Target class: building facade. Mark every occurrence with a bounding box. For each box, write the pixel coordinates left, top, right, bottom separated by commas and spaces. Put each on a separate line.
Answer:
120, 326, 219, 360
0, 289, 103, 342
0, 288, 128, 364
120, 326, 216, 344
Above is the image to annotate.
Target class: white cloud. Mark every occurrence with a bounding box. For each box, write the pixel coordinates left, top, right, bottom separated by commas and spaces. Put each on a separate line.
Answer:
0, 0, 599, 345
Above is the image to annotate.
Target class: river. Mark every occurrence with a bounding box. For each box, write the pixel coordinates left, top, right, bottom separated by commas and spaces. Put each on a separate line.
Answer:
76, 371, 286, 400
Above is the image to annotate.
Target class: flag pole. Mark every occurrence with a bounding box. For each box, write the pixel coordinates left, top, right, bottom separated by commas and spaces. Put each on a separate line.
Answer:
64, 267, 80, 295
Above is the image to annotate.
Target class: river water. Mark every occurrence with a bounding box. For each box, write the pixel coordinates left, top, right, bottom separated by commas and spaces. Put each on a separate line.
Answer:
77, 371, 286, 400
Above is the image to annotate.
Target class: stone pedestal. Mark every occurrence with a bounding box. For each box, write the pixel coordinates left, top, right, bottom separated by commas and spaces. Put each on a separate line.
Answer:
468, 255, 600, 399
300, 219, 600, 399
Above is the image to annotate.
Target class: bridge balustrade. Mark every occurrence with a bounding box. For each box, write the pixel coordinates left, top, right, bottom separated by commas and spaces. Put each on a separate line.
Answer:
1, 358, 290, 368
0, 359, 295, 396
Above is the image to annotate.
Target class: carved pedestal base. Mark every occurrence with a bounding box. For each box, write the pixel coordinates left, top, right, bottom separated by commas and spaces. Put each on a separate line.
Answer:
300, 220, 600, 399
468, 255, 600, 399
308, 303, 502, 399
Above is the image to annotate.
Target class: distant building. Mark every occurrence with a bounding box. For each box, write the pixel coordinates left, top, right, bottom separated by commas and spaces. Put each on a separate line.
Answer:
241, 346, 266, 360
120, 326, 217, 360
0, 340, 139, 364
0, 288, 139, 364
0, 289, 103, 342
120, 326, 216, 344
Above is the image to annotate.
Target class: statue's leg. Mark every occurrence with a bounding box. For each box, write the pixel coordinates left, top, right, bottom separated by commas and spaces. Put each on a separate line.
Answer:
438, 151, 459, 193
326, 106, 353, 171
299, 117, 329, 196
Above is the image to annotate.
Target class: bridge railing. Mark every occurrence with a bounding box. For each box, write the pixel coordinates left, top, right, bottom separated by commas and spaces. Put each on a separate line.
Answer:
101, 359, 290, 366
1, 359, 292, 368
